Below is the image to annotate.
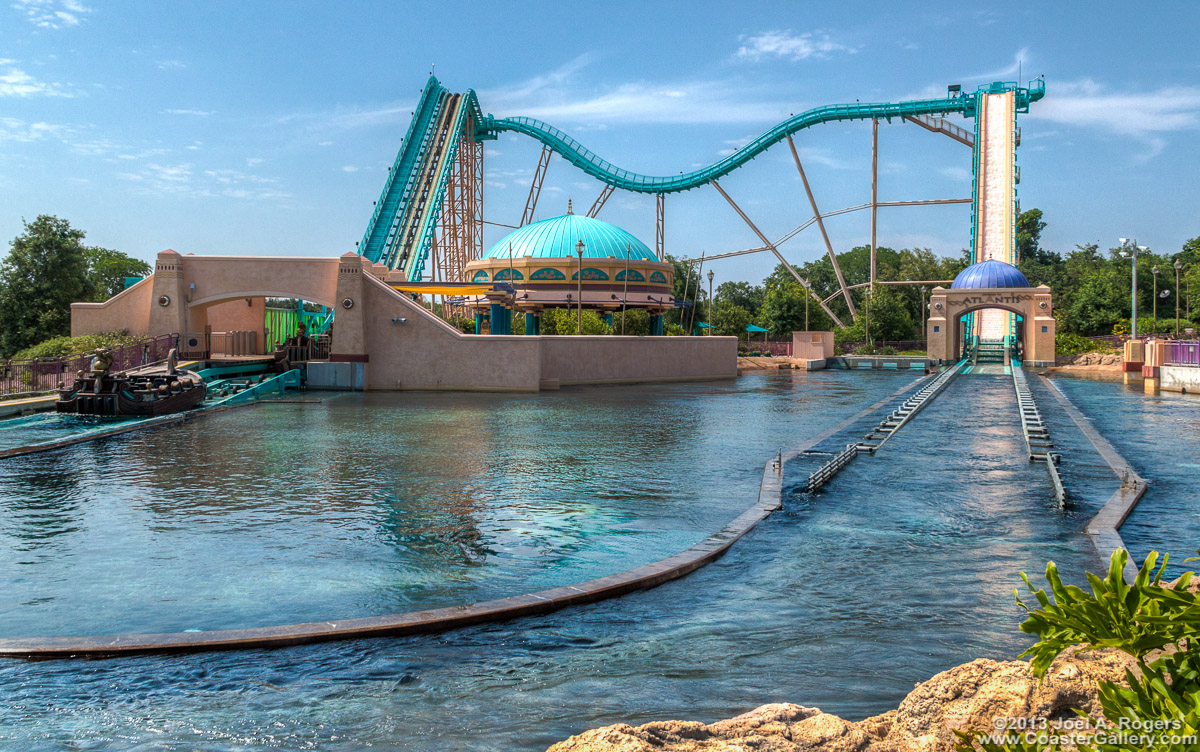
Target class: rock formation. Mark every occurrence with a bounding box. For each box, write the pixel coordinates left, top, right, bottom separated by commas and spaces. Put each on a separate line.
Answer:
547, 648, 1132, 752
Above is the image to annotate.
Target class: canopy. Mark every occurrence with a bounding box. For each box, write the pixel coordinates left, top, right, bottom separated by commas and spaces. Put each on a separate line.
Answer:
696, 322, 712, 329
745, 324, 769, 332
390, 284, 496, 296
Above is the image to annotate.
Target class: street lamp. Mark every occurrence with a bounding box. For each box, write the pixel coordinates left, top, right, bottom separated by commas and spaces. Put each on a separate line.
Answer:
1152, 265, 1159, 336
803, 279, 810, 331
1118, 238, 1147, 338
706, 269, 714, 335
575, 239, 585, 335
1176, 258, 1184, 336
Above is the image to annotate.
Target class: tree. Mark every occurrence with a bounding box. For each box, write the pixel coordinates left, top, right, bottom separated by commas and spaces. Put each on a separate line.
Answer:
862, 284, 915, 341
1015, 208, 1051, 264
84, 246, 152, 301
714, 281, 764, 317
710, 301, 752, 337
0, 215, 95, 357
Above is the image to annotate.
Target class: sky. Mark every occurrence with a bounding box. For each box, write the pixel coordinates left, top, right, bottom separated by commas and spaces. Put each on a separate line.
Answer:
2, 0, 1198, 285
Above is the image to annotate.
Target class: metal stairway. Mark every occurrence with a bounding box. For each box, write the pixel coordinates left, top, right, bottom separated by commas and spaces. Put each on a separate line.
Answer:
1011, 363, 1067, 507
804, 361, 966, 492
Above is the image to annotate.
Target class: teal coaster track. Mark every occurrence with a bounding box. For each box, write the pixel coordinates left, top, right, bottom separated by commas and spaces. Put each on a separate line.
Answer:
360, 76, 1044, 279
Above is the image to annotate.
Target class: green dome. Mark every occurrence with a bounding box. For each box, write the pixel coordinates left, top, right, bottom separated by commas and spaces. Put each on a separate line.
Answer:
483, 212, 657, 262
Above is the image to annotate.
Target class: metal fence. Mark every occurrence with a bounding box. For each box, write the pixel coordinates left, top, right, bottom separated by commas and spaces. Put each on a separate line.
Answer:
0, 334, 179, 398
837, 340, 926, 354
1166, 340, 1200, 367
738, 340, 792, 356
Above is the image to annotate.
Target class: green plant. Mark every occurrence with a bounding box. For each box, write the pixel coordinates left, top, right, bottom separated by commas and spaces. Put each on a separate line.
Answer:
1056, 332, 1116, 358
11, 330, 142, 360
955, 549, 1200, 751
877, 345, 898, 355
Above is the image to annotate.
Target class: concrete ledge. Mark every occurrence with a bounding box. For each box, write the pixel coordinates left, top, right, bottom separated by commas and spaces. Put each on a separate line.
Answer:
0, 394, 57, 419
1160, 364, 1200, 394
827, 356, 932, 371
0, 374, 928, 659
1040, 375, 1146, 582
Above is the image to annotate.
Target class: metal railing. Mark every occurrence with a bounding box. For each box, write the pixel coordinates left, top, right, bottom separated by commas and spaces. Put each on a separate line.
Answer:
1166, 341, 1200, 367
739, 341, 792, 356
804, 443, 858, 493
0, 334, 179, 398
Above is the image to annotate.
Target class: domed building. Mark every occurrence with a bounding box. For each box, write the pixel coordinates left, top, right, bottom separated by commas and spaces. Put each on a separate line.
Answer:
463, 203, 676, 335
950, 259, 1030, 290
926, 258, 1056, 367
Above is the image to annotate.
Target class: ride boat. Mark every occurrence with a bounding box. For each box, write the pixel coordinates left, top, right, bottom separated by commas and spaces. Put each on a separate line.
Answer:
55, 348, 206, 417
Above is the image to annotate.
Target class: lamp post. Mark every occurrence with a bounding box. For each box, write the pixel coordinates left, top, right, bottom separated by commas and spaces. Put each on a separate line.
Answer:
1118, 238, 1147, 339
1152, 265, 1159, 336
706, 269, 714, 335
803, 279, 810, 331
575, 239, 584, 335
1176, 258, 1184, 336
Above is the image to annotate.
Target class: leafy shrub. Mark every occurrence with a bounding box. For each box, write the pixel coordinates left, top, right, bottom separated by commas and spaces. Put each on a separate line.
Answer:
11, 330, 142, 360
955, 549, 1200, 752
1056, 332, 1115, 358
877, 346, 898, 355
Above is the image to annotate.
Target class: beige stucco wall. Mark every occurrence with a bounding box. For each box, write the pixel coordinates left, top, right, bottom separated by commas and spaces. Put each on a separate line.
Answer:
360, 274, 542, 390
70, 276, 154, 336
358, 273, 735, 391
792, 331, 835, 360
540, 335, 736, 385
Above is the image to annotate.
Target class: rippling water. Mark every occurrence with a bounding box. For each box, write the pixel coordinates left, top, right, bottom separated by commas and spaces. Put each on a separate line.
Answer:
0, 370, 1183, 750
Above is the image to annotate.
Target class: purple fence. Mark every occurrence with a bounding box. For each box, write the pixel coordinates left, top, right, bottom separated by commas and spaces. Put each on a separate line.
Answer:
1166, 341, 1200, 367
0, 334, 179, 398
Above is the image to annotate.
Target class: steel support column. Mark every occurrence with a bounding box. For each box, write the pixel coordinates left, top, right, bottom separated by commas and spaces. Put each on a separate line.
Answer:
786, 135, 856, 318
871, 118, 878, 287
586, 184, 614, 218
520, 145, 552, 227
655, 194, 665, 260
711, 179, 845, 328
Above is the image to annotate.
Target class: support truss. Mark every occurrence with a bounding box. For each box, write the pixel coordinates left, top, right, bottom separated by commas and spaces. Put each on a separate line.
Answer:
711, 179, 845, 328
432, 119, 484, 317
655, 194, 665, 260
586, 184, 614, 218
787, 135, 857, 318
520, 145, 552, 227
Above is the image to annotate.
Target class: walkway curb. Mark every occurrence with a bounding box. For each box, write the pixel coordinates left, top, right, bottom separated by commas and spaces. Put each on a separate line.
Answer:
1040, 375, 1145, 582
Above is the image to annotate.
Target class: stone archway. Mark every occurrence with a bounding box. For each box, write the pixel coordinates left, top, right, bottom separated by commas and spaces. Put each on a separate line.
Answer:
926, 285, 1055, 366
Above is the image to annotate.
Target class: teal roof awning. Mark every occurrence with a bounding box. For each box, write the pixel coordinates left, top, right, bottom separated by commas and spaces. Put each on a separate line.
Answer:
697, 322, 711, 328
745, 324, 769, 332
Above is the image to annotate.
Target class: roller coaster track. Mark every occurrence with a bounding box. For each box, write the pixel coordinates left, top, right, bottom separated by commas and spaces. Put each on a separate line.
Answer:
359, 76, 1044, 279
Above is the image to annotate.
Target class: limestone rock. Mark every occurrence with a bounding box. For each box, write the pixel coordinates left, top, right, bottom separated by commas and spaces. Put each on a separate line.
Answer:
547, 650, 1132, 752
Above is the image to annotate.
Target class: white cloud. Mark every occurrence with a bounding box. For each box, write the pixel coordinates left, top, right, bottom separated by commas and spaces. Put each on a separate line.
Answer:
735, 30, 854, 62
0, 60, 73, 97
163, 108, 212, 116
118, 162, 291, 201
340, 165, 358, 172
157, 60, 186, 70
12, 0, 90, 28
939, 166, 972, 181
1031, 79, 1200, 160
0, 116, 63, 142
246, 157, 264, 167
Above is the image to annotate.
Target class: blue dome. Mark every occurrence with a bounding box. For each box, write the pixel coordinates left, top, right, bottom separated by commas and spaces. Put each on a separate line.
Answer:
951, 259, 1030, 289
483, 212, 657, 262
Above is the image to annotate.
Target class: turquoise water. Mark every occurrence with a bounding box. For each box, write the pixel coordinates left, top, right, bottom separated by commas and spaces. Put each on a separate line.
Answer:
0, 370, 1182, 750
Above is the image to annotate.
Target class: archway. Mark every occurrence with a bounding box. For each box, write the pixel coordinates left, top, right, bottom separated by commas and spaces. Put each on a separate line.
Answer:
927, 286, 1056, 367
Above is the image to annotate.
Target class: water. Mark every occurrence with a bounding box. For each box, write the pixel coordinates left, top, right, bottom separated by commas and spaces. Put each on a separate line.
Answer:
0, 370, 1182, 750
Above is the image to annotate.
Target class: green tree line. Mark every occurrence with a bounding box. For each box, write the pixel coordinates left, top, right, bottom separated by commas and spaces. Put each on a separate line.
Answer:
0, 215, 150, 357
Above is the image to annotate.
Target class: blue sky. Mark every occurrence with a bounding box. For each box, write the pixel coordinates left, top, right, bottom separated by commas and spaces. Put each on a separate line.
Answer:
2, 1, 1197, 285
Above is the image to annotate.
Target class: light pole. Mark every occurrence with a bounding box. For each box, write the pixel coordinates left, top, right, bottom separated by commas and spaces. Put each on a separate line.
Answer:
1176, 258, 1184, 336
803, 279, 810, 331
706, 269, 714, 335
575, 240, 584, 335
1118, 238, 1147, 338
1152, 265, 1159, 335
